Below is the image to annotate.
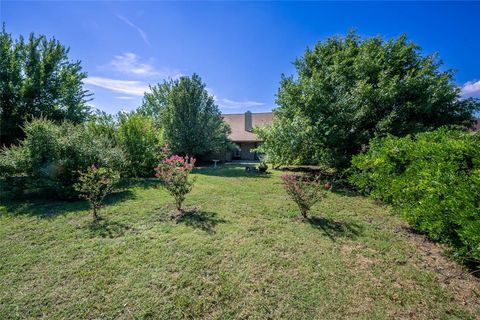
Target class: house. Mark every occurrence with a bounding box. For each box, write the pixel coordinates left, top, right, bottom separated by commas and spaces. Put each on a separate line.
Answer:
221, 111, 273, 161
203, 111, 273, 162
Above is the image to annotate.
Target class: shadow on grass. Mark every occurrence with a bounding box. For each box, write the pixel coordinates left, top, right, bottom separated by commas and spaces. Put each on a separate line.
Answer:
176, 209, 227, 234
194, 166, 271, 179
1, 189, 136, 219
330, 187, 360, 198
118, 178, 159, 190
307, 216, 364, 241
87, 216, 134, 238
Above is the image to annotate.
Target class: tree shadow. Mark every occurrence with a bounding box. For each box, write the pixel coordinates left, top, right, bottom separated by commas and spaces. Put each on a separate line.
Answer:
176, 209, 227, 234
1, 189, 136, 219
330, 187, 360, 198
194, 166, 271, 179
103, 189, 137, 205
118, 178, 159, 190
86, 217, 134, 238
306, 216, 364, 241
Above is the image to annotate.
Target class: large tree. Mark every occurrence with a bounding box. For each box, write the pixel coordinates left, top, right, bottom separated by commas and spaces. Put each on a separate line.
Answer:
262, 31, 479, 169
0, 26, 91, 146
139, 74, 231, 157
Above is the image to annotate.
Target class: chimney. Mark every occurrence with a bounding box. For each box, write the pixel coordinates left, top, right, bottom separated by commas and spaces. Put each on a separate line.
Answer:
245, 111, 252, 132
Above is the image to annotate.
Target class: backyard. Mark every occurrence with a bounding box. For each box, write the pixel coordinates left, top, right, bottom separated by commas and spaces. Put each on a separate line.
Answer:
1, 165, 479, 319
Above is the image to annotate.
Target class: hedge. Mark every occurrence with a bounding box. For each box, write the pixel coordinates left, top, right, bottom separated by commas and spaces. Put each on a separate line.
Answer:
350, 128, 480, 263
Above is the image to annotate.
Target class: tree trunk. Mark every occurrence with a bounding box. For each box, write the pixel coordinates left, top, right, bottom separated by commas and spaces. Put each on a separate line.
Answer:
300, 208, 308, 220
92, 206, 99, 221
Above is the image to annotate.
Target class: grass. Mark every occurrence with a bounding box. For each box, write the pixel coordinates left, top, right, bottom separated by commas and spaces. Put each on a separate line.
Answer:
1, 165, 479, 319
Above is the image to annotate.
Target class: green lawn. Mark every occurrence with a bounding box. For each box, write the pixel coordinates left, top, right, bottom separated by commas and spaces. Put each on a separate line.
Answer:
1, 165, 478, 319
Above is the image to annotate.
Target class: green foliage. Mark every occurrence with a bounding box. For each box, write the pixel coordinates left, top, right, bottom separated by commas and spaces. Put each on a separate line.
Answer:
254, 116, 315, 168
257, 161, 268, 173
86, 110, 118, 143
74, 165, 119, 220
0, 25, 91, 146
117, 113, 163, 177
139, 74, 231, 157
350, 129, 480, 262
268, 31, 479, 169
0, 118, 125, 198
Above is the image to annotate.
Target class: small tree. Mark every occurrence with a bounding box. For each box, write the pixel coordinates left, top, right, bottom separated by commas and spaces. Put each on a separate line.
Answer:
281, 173, 329, 220
154, 154, 196, 216
139, 74, 231, 157
74, 165, 119, 220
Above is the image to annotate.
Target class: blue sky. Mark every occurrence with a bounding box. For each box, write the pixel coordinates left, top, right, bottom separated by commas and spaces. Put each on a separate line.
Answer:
2, 1, 479, 114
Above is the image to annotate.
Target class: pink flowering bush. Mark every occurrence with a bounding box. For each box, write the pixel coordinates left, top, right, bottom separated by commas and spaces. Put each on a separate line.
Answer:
154, 154, 196, 214
74, 165, 119, 220
281, 173, 329, 219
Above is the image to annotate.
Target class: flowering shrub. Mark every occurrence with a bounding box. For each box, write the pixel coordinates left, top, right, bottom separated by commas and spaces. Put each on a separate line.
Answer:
281, 173, 329, 219
74, 165, 119, 220
154, 154, 196, 213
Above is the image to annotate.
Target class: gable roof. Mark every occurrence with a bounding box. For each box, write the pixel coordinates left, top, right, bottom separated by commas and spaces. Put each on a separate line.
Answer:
222, 112, 273, 142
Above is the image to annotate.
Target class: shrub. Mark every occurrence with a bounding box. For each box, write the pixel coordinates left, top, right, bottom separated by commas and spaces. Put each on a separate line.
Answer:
117, 113, 163, 177
86, 110, 118, 143
74, 165, 119, 220
154, 154, 196, 215
350, 129, 480, 262
257, 161, 268, 173
281, 173, 327, 219
254, 116, 313, 168
0, 118, 125, 199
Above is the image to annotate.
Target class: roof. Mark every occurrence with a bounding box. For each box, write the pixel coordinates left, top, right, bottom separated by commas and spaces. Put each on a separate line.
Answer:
222, 112, 273, 142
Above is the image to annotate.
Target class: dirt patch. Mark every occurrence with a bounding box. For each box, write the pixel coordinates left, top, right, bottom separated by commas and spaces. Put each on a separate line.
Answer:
394, 225, 480, 314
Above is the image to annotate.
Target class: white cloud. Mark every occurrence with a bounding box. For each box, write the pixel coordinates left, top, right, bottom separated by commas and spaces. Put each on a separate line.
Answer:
115, 96, 136, 100
217, 98, 266, 109
206, 88, 266, 110
461, 80, 480, 98
206, 87, 217, 100
110, 52, 182, 78
117, 15, 150, 46
84, 77, 149, 96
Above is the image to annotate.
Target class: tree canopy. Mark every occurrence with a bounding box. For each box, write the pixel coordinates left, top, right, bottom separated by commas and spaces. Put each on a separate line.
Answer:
0, 26, 91, 146
138, 74, 231, 157
259, 31, 479, 169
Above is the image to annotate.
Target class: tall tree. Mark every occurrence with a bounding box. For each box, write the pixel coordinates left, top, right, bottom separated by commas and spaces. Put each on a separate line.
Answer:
0, 25, 91, 145
264, 31, 479, 169
139, 74, 231, 157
